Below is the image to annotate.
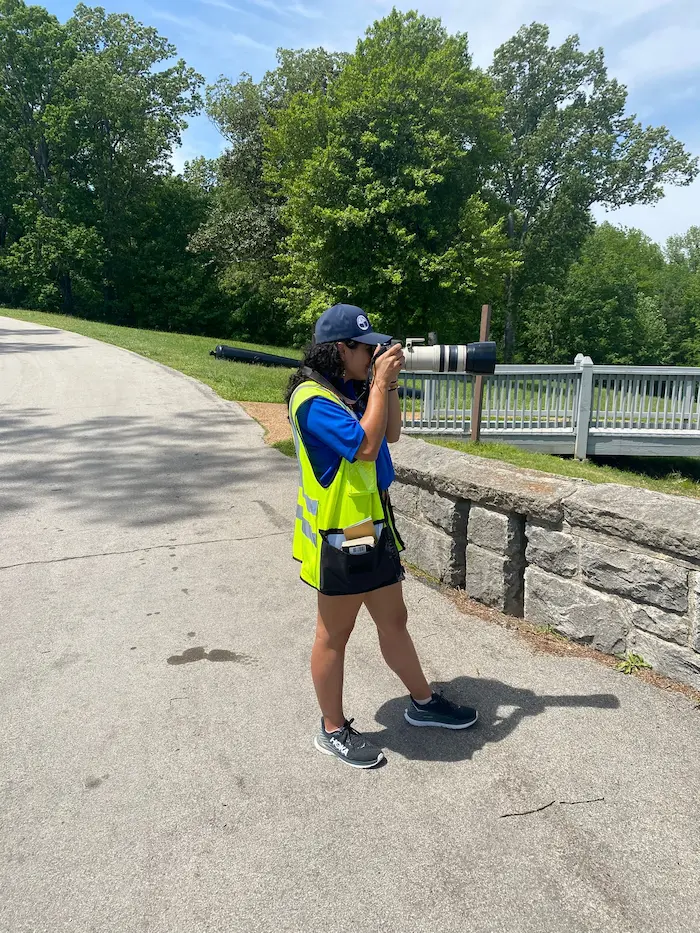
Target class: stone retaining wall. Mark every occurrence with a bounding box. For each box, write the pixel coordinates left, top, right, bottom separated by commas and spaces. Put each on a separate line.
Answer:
390, 436, 700, 692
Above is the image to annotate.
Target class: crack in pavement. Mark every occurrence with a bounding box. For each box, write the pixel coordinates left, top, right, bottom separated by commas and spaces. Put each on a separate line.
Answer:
0, 531, 289, 572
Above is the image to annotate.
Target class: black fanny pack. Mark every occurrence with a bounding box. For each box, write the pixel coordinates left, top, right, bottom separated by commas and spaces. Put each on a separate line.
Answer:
319, 526, 402, 596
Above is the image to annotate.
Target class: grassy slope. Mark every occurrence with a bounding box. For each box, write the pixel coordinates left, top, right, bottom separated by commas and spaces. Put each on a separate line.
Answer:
3, 307, 699, 498
1, 307, 298, 403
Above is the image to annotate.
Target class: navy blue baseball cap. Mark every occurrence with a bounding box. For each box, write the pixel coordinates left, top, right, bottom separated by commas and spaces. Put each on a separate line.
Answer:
314, 303, 392, 346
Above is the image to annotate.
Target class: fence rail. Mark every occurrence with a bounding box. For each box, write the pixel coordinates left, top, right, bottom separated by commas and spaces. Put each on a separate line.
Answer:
399, 356, 700, 458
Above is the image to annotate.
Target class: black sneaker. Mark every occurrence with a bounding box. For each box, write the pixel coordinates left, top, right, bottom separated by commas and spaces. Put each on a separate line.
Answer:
314, 718, 384, 769
404, 692, 478, 729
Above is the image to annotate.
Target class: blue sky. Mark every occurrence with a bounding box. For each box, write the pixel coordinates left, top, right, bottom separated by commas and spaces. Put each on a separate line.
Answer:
44, 0, 700, 242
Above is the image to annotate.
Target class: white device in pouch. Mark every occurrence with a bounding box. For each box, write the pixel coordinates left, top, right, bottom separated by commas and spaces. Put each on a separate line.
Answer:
341, 534, 376, 555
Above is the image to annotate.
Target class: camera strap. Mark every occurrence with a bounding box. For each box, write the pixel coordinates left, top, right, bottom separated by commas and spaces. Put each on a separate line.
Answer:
301, 366, 360, 412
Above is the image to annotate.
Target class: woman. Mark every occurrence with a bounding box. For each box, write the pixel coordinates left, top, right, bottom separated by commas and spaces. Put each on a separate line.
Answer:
286, 303, 478, 769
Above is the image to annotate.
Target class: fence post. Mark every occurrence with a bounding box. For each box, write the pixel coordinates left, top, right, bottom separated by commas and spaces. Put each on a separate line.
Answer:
574, 354, 594, 460
470, 304, 492, 442
682, 377, 693, 429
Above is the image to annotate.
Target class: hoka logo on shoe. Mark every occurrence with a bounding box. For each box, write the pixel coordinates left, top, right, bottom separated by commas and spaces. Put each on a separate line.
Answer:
331, 738, 349, 757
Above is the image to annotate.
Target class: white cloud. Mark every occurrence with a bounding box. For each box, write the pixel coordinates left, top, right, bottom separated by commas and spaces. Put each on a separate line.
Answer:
151, 9, 272, 49
200, 0, 324, 21
289, 3, 323, 19
615, 25, 700, 86
249, 0, 284, 13
200, 0, 244, 12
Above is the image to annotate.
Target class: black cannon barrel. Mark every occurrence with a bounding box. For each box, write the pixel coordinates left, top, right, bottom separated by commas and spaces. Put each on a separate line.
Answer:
210, 345, 300, 368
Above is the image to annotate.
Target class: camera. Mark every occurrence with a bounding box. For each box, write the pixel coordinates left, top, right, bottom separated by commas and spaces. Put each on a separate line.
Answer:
375, 338, 497, 374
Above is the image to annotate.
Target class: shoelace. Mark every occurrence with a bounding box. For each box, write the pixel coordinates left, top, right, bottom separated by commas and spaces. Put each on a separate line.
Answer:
426, 692, 457, 712
339, 718, 361, 744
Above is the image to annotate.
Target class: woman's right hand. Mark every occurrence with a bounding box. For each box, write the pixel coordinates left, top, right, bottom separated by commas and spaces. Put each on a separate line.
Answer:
373, 343, 404, 389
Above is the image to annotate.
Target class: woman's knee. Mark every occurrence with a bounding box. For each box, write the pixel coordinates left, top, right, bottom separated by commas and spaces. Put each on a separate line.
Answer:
315, 616, 355, 650
315, 593, 361, 649
376, 603, 409, 637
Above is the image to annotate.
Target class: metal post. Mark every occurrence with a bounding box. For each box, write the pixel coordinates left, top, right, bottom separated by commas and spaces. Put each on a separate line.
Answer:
470, 304, 492, 442
682, 377, 693, 429
424, 378, 434, 427
574, 354, 594, 460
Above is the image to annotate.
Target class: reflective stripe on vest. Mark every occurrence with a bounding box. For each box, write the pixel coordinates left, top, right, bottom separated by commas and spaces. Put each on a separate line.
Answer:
295, 505, 318, 546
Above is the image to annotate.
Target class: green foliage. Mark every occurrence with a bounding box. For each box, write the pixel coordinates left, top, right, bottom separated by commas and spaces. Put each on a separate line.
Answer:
2, 5, 699, 361
266, 10, 514, 342
489, 23, 698, 359
615, 653, 652, 675
193, 47, 348, 344
0, 0, 214, 330
520, 224, 670, 364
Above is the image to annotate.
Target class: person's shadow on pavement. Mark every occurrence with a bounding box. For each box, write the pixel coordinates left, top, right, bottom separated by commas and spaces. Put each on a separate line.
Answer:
363, 676, 620, 762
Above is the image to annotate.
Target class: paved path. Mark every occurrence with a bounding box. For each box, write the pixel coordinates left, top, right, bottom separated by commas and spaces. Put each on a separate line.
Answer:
1, 316, 699, 933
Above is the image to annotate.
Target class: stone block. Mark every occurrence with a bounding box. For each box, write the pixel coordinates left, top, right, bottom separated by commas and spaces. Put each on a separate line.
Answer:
565, 483, 700, 562
524, 566, 627, 654
395, 513, 465, 587
580, 540, 688, 613
417, 488, 469, 535
629, 629, 700, 692
391, 435, 581, 524
628, 604, 689, 647
389, 482, 419, 518
466, 544, 523, 616
692, 572, 700, 654
390, 482, 468, 536
468, 505, 524, 559
526, 523, 578, 578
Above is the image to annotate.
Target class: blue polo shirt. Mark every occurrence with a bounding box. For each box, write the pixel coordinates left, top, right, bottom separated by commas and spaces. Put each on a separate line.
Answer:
295, 380, 396, 490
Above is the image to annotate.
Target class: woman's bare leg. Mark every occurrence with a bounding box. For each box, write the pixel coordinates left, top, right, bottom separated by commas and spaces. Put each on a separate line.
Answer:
312, 591, 364, 733
363, 582, 432, 701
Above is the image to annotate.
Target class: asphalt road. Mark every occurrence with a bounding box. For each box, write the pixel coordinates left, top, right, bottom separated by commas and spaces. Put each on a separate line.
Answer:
1, 315, 699, 933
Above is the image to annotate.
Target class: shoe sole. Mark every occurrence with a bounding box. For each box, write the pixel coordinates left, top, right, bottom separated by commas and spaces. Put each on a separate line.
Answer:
404, 710, 479, 729
314, 736, 384, 769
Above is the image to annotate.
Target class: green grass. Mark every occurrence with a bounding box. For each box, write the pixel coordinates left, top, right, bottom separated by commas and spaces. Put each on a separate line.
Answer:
1, 307, 299, 403
272, 439, 296, 458
430, 439, 700, 499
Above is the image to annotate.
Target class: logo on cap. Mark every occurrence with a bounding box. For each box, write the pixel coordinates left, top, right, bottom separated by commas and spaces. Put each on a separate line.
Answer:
357, 315, 370, 331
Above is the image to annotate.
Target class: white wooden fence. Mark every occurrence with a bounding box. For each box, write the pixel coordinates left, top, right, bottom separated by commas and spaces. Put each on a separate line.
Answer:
399, 355, 700, 458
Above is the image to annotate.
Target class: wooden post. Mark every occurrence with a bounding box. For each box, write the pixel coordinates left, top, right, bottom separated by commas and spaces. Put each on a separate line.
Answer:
470, 304, 492, 443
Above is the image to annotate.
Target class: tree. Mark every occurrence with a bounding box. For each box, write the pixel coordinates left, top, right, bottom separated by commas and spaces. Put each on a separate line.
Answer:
664, 227, 700, 363
0, 0, 203, 320
61, 4, 202, 313
265, 9, 514, 342
521, 224, 669, 364
666, 226, 700, 274
190, 48, 348, 342
490, 23, 698, 360
0, 0, 80, 309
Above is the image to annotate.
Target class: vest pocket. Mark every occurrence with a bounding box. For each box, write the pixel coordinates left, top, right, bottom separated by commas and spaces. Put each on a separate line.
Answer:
319, 527, 402, 596
346, 459, 378, 496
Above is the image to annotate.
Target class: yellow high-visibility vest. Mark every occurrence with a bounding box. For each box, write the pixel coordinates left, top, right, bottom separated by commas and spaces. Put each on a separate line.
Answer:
288, 379, 404, 595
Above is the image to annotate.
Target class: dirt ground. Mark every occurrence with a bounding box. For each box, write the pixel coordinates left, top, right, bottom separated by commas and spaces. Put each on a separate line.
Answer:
240, 401, 291, 445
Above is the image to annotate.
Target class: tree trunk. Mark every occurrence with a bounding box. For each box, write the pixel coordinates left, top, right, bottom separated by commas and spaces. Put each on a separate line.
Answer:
58, 272, 74, 315
504, 211, 517, 362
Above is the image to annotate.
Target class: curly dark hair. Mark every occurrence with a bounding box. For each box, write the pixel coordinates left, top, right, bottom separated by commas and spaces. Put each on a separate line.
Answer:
285, 340, 366, 406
